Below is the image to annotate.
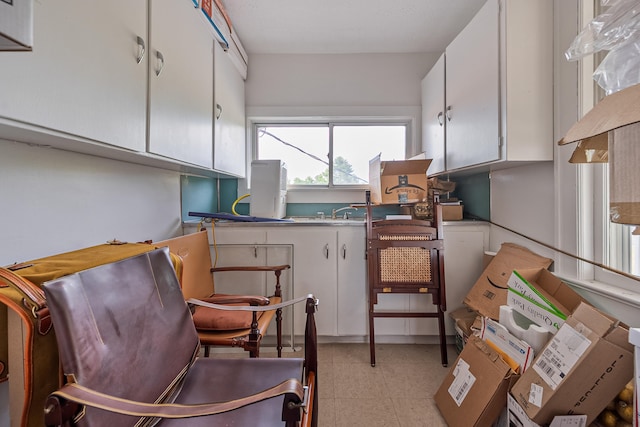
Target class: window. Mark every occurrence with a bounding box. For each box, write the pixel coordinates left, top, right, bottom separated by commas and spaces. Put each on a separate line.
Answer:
580, 1, 640, 285
254, 123, 407, 187
609, 222, 640, 277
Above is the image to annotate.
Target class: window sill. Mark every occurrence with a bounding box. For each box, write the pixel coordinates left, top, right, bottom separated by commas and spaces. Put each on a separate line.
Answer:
558, 274, 640, 310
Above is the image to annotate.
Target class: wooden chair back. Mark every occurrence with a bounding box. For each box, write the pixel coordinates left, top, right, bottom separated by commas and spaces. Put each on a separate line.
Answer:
156, 231, 215, 299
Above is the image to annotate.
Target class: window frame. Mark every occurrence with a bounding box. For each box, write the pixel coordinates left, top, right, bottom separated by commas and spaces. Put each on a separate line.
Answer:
573, 0, 639, 292
250, 117, 413, 191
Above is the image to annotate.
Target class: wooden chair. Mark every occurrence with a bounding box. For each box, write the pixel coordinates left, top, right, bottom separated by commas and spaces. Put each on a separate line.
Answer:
156, 231, 290, 357
42, 247, 318, 426
366, 192, 448, 367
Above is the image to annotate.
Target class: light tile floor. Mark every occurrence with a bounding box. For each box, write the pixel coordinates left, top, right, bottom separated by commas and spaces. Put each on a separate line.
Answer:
210, 343, 455, 427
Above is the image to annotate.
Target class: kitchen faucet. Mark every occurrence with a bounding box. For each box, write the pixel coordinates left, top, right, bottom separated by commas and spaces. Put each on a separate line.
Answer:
332, 206, 357, 220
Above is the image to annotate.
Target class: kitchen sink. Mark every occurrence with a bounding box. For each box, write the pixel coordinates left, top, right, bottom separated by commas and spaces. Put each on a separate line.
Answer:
286, 216, 365, 224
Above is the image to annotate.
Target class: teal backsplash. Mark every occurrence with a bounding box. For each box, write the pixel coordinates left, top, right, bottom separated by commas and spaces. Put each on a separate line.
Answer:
181, 172, 490, 221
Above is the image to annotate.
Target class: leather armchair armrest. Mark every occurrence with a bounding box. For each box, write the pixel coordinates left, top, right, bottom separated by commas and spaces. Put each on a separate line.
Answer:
203, 294, 271, 306
211, 265, 290, 273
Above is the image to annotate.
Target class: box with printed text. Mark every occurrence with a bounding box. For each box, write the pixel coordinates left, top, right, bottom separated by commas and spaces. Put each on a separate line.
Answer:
511, 302, 634, 425
435, 335, 519, 427
368, 155, 432, 205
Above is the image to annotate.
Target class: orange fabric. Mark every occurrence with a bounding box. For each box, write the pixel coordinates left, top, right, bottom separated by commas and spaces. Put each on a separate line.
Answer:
13, 243, 180, 286
192, 302, 264, 331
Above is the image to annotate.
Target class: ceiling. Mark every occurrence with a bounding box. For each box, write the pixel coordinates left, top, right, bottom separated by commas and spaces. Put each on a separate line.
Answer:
220, 0, 487, 55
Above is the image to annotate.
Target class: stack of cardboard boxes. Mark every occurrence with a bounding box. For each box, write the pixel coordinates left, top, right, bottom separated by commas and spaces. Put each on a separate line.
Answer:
436, 243, 634, 427
436, 80, 640, 427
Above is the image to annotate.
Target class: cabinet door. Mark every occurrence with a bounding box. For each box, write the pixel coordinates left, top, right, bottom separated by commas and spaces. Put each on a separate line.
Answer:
268, 228, 338, 337
0, 0, 146, 151
213, 244, 294, 343
445, 0, 500, 170
337, 227, 367, 336
213, 42, 246, 177
148, 0, 213, 168
421, 54, 446, 174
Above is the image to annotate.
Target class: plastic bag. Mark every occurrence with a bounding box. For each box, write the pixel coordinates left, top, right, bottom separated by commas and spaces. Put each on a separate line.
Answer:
593, 38, 640, 94
565, 0, 640, 94
566, 0, 640, 60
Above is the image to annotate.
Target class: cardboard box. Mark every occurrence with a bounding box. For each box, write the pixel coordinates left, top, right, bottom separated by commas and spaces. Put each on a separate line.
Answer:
508, 393, 542, 427
442, 204, 463, 220
559, 82, 640, 225
449, 306, 480, 353
507, 394, 589, 427
435, 335, 519, 427
479, 317, 535, 374
506, 269, 587, 334
463, 243, 553, 321
511, 302, 634, 425
610, 125, 640, 224
368, 154, 432, 204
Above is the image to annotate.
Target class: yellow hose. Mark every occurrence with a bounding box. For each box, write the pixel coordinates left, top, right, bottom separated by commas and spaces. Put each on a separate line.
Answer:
231, 193, 250, 215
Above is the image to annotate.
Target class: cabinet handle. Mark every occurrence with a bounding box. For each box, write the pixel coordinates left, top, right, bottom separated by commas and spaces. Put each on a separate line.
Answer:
437, 111, 444, 126
216, 104, 223, 120
342, 244, 347, 259
136, 36, 146, 64
446, 106, 452, 122
155, 50, 165, 77
324, 244, 329, 259
253, 245, 258, 258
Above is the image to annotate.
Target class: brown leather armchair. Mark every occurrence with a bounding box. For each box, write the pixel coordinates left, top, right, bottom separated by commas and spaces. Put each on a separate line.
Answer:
156, 231, 289, 357
42, 248, 318, 426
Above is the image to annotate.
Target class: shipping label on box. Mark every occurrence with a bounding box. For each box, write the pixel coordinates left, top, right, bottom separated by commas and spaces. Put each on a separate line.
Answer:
531, 323, 592, 390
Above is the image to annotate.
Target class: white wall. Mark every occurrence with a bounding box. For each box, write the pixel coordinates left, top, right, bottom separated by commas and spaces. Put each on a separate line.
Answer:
0, 139, 183, 265
246, 53, 440, 108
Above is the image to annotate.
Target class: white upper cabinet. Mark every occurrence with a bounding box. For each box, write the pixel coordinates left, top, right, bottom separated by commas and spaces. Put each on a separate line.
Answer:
422, 0, 553, 174
147, 0, 213, 169
0, 0, 147, 151
421, 54, 446, 175
445, 0, 500, 170
213, 41, 246, 177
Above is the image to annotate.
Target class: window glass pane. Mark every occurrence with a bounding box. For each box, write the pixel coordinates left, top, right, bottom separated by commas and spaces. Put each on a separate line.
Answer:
333, 125, 406, 185
609, 222, 640, 277
257, 126, 329, 185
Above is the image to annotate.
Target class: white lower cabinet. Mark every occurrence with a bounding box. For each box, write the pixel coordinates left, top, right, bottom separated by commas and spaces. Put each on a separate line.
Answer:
186, 222, 487, 340
336, 227, 367, 336
268, 228, 339, 337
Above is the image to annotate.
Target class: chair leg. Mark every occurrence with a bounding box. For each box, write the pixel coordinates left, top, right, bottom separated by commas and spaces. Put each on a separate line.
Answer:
368, 305, 376, 367
248, 310, 260, 358
276, 307, 283, 357
203, 345, 210, 358
437, 306, 448, 367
